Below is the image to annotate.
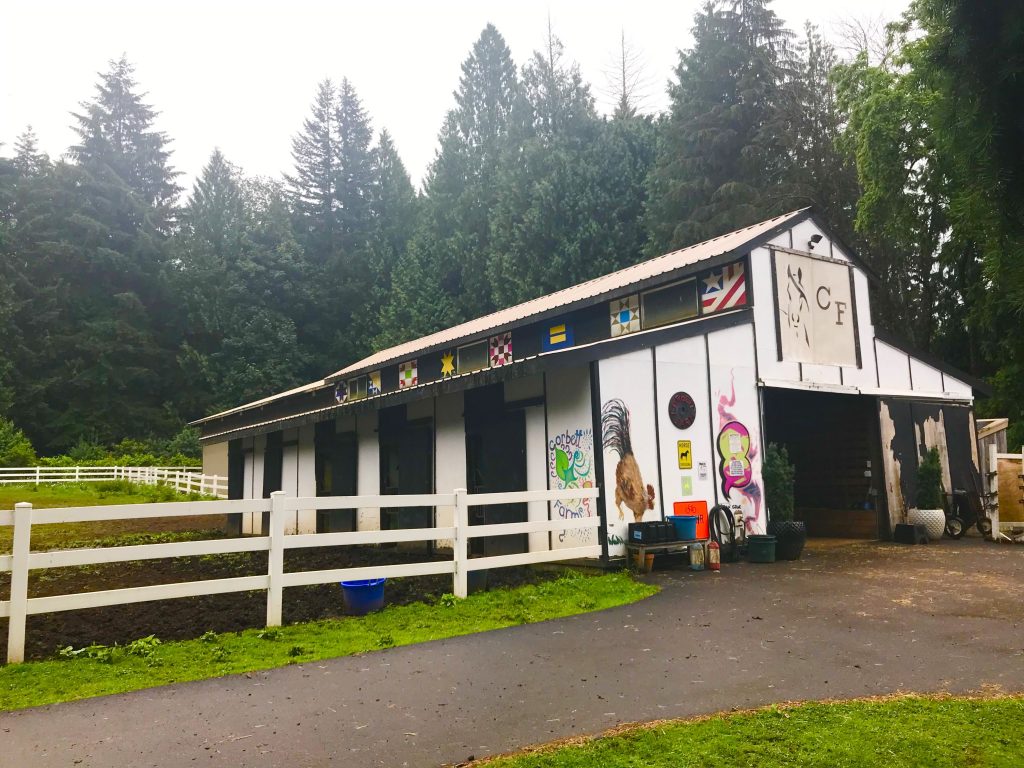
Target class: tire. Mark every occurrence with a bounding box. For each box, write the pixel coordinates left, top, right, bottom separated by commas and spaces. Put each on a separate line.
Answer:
977, 517, 993, 536
944, 516, 965, 539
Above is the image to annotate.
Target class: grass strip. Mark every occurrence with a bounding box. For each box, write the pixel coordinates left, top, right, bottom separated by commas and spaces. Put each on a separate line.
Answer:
0, 570, 656, 711
479, 694, 1024, 767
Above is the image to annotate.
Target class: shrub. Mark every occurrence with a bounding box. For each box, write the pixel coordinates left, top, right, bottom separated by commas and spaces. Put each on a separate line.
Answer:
763, 442, 796, 522
916, 446, 944, 509
0, 418, 37, 466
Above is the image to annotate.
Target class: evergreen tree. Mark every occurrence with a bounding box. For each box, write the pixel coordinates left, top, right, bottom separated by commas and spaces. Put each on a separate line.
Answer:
12, 126, 49, 176
487, 27, 655, 306
286, 79, 338, 263
414, 24, 520, 324
69, 55, 180, 230
645, 0, 794, 252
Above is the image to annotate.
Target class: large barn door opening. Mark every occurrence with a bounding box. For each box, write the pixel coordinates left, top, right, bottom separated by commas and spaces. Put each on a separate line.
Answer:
315, 421, 358, 532
378, 404, 435, 538
763, 388, 886, 539
465, 383, 528, 557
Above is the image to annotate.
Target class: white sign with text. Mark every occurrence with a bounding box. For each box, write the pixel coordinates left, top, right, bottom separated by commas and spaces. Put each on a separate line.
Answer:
774, 250, 857, 366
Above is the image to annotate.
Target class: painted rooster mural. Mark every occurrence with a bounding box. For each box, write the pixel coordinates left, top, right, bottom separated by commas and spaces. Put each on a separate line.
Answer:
601, 398, 656, 521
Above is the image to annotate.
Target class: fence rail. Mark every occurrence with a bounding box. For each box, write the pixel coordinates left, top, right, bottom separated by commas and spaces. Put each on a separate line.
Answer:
0, 486, 601, 663
0, 465, 227, 498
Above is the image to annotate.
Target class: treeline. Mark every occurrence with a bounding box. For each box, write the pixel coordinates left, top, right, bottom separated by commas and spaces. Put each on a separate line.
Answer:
1, 0, 1022, 456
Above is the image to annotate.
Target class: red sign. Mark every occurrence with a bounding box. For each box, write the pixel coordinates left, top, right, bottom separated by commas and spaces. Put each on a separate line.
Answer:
673, 500, 709, 540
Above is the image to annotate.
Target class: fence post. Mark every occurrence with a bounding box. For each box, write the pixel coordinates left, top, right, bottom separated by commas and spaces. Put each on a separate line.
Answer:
266, 491, 286, 627
34, 466, 40, 486
7, 502, 32, 664
75, 466, 80, 482
453, 488, 469, 599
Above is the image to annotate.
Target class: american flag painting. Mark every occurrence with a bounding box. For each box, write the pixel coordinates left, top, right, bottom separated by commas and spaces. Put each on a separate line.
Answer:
701, 261, 747, 313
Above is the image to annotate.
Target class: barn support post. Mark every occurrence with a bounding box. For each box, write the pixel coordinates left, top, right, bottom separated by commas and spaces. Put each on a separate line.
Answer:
453, 487, 469, 598
266, 491, 286, 627
7, 502, 32, 664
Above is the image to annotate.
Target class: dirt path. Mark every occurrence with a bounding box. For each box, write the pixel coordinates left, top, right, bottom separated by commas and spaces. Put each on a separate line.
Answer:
2, 538, 1022, 768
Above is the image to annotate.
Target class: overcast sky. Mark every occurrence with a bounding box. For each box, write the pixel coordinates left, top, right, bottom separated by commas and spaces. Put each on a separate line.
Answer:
1, 0, 902, 191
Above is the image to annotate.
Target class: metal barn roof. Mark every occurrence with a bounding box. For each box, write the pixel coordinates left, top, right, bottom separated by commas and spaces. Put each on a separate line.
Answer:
329, 208, 809, 380
193, 208, 808, 426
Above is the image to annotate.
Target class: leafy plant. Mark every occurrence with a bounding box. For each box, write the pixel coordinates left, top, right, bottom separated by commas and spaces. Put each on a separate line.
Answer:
438, 593, 457, 608
124, 635, 161, 658
256, 628, 281, 641
763, 443, 796, 523
0, 418, 36, 466
59, 643, 116, 664
916, 447, 944, 509
199, 631, 219, 644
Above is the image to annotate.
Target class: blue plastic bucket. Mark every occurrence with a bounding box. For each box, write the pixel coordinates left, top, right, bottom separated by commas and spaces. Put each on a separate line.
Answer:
669, 515, 699, 541
340, 578, 386, 615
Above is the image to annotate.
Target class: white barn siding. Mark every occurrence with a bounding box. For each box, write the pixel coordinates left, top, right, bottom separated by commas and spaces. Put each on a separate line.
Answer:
356, 411, 380, 531
599, 348, 663, 556
544, 366, 598, 551
434, 390, 466, 547
875, 340, 913, 392
653, 335, 716, 517
706, 324, 766, 534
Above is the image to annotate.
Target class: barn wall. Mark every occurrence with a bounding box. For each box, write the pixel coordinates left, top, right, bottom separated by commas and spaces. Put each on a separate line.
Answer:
356, 411, 381, 531
653, 335, 716, 524
878, 398, 980, 530
434, 390, 466, 547
202, 441, 228, 479
750, 238, 878, 392
706, 323, 765, 534
241, 434, 266, 534
544, 366, 598, 551
598, 348, 663, 556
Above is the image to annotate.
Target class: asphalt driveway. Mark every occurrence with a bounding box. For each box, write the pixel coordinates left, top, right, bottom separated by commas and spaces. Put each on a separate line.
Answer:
2, 538, 1022, 767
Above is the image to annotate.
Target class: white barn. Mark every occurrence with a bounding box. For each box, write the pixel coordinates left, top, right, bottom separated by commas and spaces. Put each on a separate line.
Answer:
194, 209, 985, 558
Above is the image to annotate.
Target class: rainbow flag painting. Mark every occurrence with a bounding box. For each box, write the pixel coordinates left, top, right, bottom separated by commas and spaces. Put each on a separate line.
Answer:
542, 322, 574, 352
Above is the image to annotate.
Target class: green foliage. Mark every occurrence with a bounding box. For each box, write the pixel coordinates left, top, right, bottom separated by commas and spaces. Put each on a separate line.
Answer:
1, 16, 1022, 458
763, 443, 796, 522
916, 446, 944, 509
0, 572, 657, 710
484, 696, 1024, 767
0, 417, 36, 465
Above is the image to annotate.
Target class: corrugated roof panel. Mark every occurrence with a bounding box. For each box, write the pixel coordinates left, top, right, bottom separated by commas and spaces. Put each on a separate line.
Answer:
193, 208, 808, 426
330, 208, 808, 378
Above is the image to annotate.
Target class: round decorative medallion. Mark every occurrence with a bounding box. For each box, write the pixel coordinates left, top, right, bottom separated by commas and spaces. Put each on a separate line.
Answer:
667, 391, 696, 429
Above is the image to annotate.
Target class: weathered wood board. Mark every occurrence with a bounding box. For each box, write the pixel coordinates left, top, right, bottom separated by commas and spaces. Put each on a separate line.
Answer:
996, 455, 1024, 523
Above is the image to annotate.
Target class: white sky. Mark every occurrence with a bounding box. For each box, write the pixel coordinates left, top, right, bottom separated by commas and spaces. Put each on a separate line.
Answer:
1, 0, 903, 191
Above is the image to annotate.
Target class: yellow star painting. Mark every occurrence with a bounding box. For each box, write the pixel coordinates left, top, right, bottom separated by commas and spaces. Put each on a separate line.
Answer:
441, 350, 456, 377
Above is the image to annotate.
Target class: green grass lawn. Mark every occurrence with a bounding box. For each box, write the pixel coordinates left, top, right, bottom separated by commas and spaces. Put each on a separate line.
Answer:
0, 481, 221, 553
480, 695, 1024, 767
0, 570, 657, 711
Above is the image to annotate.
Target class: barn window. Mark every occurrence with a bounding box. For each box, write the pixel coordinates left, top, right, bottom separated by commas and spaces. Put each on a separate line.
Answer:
641, 278, 698, 330
457, 340, 489, 373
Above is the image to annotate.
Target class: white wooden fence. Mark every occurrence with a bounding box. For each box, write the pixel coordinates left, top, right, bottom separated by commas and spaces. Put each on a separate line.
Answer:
0, 487, 601, 663
0, 465, 228, 498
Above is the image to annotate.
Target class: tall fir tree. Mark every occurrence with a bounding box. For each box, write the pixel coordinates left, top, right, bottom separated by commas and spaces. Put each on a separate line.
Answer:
69, 55, 180, 231
487, 25, 657, 306
412, 24, 520, 326
286, 79, 338, 264
645, 0, 793, 252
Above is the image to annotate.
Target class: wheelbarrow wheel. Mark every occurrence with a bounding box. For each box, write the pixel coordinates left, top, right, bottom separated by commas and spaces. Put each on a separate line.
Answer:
944, 516, 965, 539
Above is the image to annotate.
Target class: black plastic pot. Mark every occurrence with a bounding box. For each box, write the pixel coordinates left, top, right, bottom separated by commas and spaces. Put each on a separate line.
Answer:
767, 519, 806, 561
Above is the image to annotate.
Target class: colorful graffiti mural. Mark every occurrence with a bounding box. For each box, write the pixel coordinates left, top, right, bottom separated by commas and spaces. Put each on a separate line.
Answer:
716, 374, 762, 533
602, 398, 656, 523
548, 427, 595, 544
